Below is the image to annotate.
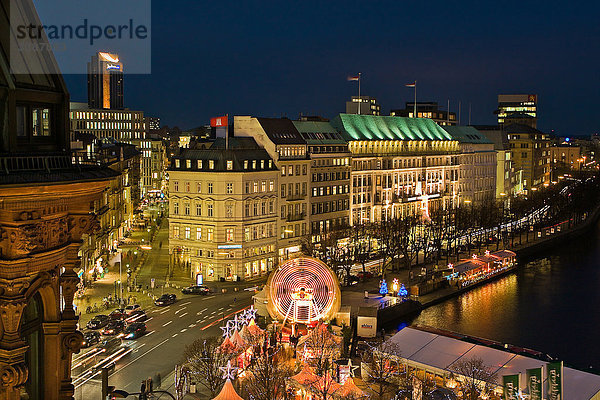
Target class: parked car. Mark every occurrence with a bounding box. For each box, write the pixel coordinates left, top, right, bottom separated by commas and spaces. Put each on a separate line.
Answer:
101, 320, 126, 336
182, 285, 211, 295
124, 304, 141, 315
125, 310, 148, 323
81, 331, 101, 348
154, 294, 176, 306
98, 337, 122, 354
109, 308, 126, 320
86, 315, 110, 330
123, 322, 147, 339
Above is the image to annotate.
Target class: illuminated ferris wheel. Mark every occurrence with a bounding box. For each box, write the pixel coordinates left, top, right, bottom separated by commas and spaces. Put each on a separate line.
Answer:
266, 257, 341, 325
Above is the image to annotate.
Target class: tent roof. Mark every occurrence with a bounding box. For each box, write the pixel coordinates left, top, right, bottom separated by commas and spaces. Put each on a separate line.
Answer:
212, 379, 244, 400
387, 327, 600, 400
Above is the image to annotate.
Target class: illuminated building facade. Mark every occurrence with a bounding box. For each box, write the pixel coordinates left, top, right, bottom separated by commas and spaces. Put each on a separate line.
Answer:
331, 114, 463, 224
391, 102, 457, 126
235, 117, 311, 263
506, 123, 551, 192
168, 138, 279, 281
87, 52, 124, 110
497, 94, 537, 128
0, 1, 117, 397
346, 95, 381, 115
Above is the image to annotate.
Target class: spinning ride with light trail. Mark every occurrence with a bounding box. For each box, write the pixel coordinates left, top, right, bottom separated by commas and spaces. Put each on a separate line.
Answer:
266, 257, 341, 326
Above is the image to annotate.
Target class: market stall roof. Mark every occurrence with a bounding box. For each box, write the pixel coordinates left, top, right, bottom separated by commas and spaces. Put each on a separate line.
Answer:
386, 327, 600, 400
452, 260, 485, 274
212, 379, 244, 400
338, 377, 366, 397
231, 330, 246, 349
491, 250, 517, 259
290, 365, 319, 386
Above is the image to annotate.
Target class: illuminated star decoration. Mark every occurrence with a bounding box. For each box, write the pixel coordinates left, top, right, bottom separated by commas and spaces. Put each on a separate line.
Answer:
242, 306, 257, 323
346, 359, 359, 377
219, 360, 238, 380
220, 323, 236, 338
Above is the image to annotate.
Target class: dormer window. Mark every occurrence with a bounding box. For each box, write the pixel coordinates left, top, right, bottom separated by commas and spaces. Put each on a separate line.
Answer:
252, 160, 257, 169
260, 160, 265, 169
197, 160, 203, 169
186, 160, 191, 168
226, 160, 233, 170
244, 160, 249, 170
16, 105, 52, 140
209, 160, 215, 169
175, 159, 181, 168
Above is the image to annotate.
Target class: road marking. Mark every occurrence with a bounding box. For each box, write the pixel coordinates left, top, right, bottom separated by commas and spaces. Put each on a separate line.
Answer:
172, 333, 178, 338
160, 309, 170, 314
134, 343, 147, 352
204, 296, 215, 300
226, 307, 233, 311
196, 319, 202, 324
145, 317, 153, 322
210, 311, 216, 315
146, 331, 154, 336
113, 339, 169, 373
201, 305, 252, 331
189, 324, 196, 328
162, 321, 172, 327
218, 307, 224, 311
179, 312, 188, 318
181, 301, 191, 306
180, 328, 187, 333
199, 308, 208, 314
175, 307, 186, 314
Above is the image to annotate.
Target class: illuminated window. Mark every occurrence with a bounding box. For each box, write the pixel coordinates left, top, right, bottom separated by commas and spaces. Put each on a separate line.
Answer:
197, 160, 203, 169
185, 227, 191, 239
269, 180, 274, 191
207, 228, 214, 241
244, 160, 248, 169
196, 227, 202, 240
209, 160, 215, 169
186, 160, 191, 168
226, 160, 233, 170
226, 228, 234, 242
261, 181, 266, 192
244, 228, 250, 242
173, 226, 180, 238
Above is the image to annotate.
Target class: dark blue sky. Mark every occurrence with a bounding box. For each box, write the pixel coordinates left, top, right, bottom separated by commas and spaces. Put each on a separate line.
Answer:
63, 0, 600, 135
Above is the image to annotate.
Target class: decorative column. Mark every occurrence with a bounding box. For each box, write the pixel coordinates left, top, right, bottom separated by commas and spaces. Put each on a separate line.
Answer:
0, 296, 29, 400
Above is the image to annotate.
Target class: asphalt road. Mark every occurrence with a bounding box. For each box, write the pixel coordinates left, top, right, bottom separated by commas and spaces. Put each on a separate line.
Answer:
73, 289, 255, 399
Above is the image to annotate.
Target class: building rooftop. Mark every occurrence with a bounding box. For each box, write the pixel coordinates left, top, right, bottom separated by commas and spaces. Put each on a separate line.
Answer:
330, 114, 453, 141
292, 121, 347, 145
504, 123, 545, 135
170, 137, 277, 173
443, 126, 493, 144
388, 326, 600, 400
256, 118, 306, 145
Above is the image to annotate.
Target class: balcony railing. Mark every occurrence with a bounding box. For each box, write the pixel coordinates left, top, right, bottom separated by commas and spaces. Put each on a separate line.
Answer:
286, 193, 306, 201
286, 212, 306, 222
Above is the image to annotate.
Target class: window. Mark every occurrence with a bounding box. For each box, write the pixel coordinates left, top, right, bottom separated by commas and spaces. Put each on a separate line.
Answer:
173, 226, 180, 238
17, 106, 52, 139
302, 165, 307, 175
184, 203, 190, 215
253, 202, 258, 216
226, 183, 233, 194
197, 160, 203, 169
196, 203, 202, 216
245, 202, 250, 217
281, 184, 286, 197
281, 206, 286, 218
208, 183, 213, 194
185, 182, 190, 192
253, 182, 258, 193
244, 160, 249, 169
226, 228, 234, 242
186, 160, 191, 168
209, 160, 215, 169
244, 228, 250, 242
261, 201, 266, 215
208, 204, 213, 217
261, 181, 266, 192
269, 200, 274, 214
196, 182, 202, 193
207, 228, 214, 241
226, 160, 233, 170
269, 180, 274, 191
185, 227, 191, 239
196, 227, 202, 240
173, 202, 179, 214
174, 181, 179, 192
282, 166, 286, 176
175, 159, 180, 168
260, 160, 265, 169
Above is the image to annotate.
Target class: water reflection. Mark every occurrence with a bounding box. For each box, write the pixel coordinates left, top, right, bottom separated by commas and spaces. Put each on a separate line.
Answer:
409, 224, 600, 370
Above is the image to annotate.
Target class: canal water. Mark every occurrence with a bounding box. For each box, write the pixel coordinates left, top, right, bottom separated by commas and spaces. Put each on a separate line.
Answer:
408, 221, 600, 371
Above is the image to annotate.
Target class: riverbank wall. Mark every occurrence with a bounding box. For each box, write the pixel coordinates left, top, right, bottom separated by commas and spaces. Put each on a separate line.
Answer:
375, 206, 600, 328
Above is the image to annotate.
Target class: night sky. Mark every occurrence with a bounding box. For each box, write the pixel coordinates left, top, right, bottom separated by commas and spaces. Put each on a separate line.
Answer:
63, 0, 600, 136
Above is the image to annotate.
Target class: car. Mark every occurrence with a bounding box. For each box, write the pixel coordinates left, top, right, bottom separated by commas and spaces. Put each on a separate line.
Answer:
124, 304, 141, 315
101, 320, 126, 336
81, 331, 101, 348
125, 310, 148, 323
109, 308, 126, 320
154, 293, 176, 306
123, 322, 147, 339
86, 315, 110, 330
182, 285, 211, 295
98, 337, 122, 354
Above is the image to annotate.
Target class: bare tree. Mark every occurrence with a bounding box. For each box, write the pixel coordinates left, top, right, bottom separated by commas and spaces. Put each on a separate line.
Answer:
451, 357, 498, 400
182, 336, 232, 397
301, 323, 342, 376
242, 347, 293, 400
362, 340, 401, 400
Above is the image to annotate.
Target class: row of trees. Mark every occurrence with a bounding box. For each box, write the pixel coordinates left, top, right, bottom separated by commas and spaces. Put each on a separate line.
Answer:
303, 173, 600, 286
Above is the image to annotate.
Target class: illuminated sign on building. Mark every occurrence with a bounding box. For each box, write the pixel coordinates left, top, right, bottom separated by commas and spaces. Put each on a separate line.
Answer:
106, 64, 121, 70
217, 244, 243, 249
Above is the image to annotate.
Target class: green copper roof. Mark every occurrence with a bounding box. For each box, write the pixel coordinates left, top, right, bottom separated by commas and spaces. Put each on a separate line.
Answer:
330, 114, 454, 141
442, 126, 493, 144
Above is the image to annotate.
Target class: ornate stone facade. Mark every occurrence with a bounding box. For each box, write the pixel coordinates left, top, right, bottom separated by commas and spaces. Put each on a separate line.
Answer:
0, 181, 109, 399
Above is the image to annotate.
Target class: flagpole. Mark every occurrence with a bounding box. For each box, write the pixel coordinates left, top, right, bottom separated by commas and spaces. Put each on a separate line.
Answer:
358, 72, 362, 115
226, 113, 229, 150
447, 99, 450, 125
413, 81, 417, 118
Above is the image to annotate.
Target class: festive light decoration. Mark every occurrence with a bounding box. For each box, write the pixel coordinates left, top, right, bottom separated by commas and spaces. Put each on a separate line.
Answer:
219, 360, 238, 380
399, 283, 408, 297
266, 257, 341, 325
379, 279, 388, 295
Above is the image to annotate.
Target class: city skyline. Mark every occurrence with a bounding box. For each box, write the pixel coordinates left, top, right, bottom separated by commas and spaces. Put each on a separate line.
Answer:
60, 0, 600, 136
